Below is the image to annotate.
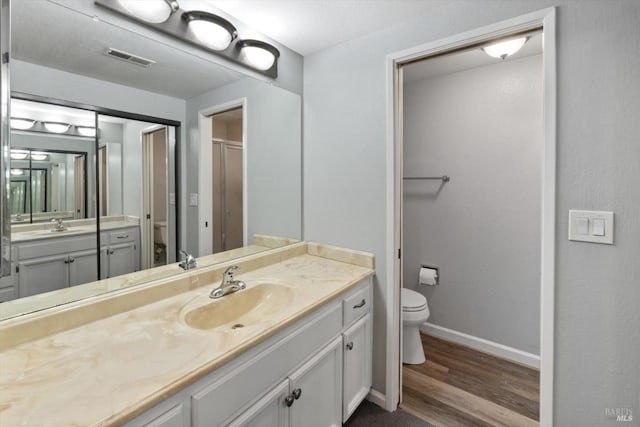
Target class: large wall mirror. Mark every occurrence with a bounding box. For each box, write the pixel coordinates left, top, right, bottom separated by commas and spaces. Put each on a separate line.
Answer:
0, 0, 302, 319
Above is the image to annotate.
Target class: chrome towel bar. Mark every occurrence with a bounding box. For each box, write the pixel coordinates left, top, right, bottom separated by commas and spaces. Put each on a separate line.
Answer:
403, 175, 450, 182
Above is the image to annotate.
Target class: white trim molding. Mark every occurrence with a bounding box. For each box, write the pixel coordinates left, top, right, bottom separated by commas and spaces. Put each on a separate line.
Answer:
366, 388, 387, 409
420, 323, 541, 369
386, 7, 556, 425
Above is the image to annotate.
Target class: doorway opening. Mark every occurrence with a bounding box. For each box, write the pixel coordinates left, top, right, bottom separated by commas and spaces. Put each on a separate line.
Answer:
386, 8, 556, 425
142, 126, 169, 268
210, 107, 244, 253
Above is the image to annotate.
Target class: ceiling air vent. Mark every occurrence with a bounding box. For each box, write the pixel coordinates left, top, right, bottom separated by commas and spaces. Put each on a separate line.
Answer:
105, 48, 156, 68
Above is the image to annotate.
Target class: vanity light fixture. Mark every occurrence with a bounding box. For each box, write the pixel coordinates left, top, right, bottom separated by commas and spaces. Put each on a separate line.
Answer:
10, 150, 29, 160
30, 152, 49, 161
118, 0, 179, 24
238, 40, 280, 71
482, 37, 529, 60
76, 126, 97, 137
10, 169, 24, 176
10, 117, 36, 130
182, 11, 237, 51
95, 0, 279, 77
43, 121, 71, 133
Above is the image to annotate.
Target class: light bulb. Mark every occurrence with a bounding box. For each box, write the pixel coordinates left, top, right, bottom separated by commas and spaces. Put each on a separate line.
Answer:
31, 152, 48, 161
187, 19, 234, 51
10, 150, 29, 160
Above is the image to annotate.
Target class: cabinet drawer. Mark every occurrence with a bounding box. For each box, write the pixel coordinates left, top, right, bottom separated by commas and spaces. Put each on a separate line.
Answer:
342, 283, 370, 327
15, 235, 96, 260
109, 228, 137, 244
0, 285, 16, 302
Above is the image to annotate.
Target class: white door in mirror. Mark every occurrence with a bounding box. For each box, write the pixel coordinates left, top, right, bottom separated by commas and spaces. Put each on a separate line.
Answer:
568, 210, 614, 244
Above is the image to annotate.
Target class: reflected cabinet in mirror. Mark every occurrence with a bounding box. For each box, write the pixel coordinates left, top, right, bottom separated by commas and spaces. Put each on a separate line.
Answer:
0, 0, 302, 319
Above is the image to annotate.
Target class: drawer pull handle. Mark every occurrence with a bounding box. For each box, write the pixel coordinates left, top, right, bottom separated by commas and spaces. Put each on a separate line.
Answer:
353, 299, 366, 309
116, 235, 129, 239
292, 388, 302, 400
285, 395, 295, 407
346, 341, 354, 351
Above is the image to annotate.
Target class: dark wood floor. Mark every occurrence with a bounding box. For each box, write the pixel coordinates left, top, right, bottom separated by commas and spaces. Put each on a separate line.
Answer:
401, 333, 540, 427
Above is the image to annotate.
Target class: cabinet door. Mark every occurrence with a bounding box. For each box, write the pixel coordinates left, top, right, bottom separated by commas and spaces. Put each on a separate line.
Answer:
226, 379, 290, 427
289, 336, 342, 427
18, 254, 69, 297
142, 404, 186, 427
342, 313, 372, 422
108, 242, 137, 278
68, 249, 99, 286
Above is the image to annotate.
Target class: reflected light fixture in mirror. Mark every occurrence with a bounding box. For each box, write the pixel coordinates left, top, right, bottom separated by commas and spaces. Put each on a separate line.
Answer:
10, 169, 24, 176
119, 0, 179, 23
10, 117, 35, 130
482, 37, 529, 60
31, 152, 48, 161
10, 150, 29, 160
43, 121, 71, 133
77, 126, 97, 137
238, 40, 280, 71
182, 11, 237, 51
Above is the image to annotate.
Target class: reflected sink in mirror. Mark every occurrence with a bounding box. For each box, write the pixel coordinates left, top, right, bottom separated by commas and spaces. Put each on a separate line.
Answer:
181, 283, 295, 331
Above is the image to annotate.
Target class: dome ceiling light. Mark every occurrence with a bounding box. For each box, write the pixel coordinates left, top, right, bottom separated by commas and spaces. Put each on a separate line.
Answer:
118, 0, 179, 24
30, 152, 49, 161
238, 40, 280, 71
182, 11, 237, 51
43, 121, 71, 134
10, 117, 35, 130
482, 37, 529, 60
76, 126, 97, 137
96, 0, 280, 77
10, 150, 29, 160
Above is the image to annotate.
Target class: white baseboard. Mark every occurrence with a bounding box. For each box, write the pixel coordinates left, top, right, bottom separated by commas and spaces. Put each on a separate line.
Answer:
420, 322, 540, 369
366, 388, 389, 410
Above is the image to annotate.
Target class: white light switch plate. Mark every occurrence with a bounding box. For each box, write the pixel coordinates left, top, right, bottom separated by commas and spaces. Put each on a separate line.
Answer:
189, 193, 198, 207
568, 210, 614, 244
169, 193, 176, 205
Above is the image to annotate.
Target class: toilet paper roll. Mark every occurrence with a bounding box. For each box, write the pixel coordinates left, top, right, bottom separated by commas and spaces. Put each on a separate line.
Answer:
419, 267, 438, 286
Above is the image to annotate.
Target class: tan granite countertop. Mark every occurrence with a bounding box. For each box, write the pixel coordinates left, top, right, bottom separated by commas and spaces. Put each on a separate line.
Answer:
0, 244, 374, 426
11, 216, 140, 243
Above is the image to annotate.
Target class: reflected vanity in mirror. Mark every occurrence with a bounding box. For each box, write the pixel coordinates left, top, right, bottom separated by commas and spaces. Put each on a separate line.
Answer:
0, 0, 302, 319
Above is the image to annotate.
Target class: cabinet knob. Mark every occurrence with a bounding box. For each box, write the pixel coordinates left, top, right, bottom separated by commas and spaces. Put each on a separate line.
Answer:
285, 395, 294, 407
292, 388, 302, 400
346, 341, 354, 351
68, 257, 75, 263
353, 299, 366, 309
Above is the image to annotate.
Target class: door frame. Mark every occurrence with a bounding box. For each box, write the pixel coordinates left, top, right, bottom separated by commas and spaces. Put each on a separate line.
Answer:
197, 99, 248, 256
384, 8, 556, 425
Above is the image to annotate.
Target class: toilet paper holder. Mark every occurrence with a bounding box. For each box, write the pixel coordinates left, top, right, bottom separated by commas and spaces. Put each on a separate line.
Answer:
421, 265, 440, 286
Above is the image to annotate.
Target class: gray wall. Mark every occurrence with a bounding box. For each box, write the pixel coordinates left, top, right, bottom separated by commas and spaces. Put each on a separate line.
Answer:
98, 122, 124, 216
303, 1, 640, 424
403, 55, 542, 355
185, 78, 302, 254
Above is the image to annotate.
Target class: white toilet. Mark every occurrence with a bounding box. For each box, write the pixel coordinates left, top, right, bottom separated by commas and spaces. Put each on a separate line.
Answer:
402, 288, 430, 364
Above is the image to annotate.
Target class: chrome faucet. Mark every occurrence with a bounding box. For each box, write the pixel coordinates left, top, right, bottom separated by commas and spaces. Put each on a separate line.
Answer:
210, 265, 246, 299
51, 218, 66, 232
178, 250, 197, 270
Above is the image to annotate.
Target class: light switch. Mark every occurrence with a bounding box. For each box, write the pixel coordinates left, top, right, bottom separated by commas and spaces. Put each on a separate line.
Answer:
576, 217, 589, 235
169, 193, 176, 205
568, 210, 614, 245
592, 218, 605, 236
189, 193, 198, 207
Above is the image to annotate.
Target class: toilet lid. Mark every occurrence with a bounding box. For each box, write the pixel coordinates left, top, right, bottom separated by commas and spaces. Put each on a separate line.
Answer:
402, 288, 427, 311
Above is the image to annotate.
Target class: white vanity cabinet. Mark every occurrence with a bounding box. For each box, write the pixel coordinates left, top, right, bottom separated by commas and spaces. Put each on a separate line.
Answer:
13, 226, 140, 297
101, 228, 140, 278
125, 278, 372, 427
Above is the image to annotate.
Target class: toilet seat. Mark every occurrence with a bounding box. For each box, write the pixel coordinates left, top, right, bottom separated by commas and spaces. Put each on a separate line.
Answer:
402, 288, 427, 312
